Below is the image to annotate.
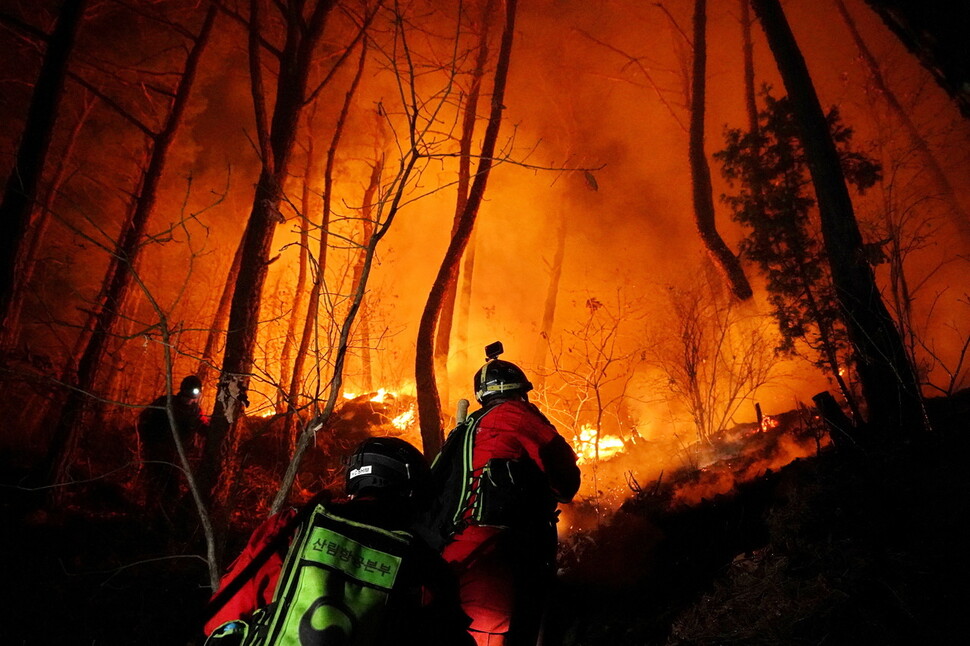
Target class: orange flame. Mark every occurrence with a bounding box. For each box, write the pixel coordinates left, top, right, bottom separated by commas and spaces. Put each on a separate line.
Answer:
573, 423, 625, 464
390, 405, 416, 431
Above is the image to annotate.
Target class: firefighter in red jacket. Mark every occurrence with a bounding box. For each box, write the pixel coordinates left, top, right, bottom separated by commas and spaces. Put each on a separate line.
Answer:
423, 342, 581, 646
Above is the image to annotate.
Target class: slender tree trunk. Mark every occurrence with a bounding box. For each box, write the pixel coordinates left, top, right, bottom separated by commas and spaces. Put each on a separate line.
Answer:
833, 0, 970, 243
3, 93, 95, 349
198, 238, 244, 386
532, 212, 567, 386
689, 0, 753, 301
740, 0, 759, 134
454, 228, 477, 369
433, 0, 497, 412
201, 0, 336, 522
751, 0, 923, 437
44, 5, 219, 490
0, 0, 87, 343
277, 120, 318, 414
860, 0, 970, 118
416, 0, 519, 458
279, 39, 365, 458
351, 157, 383, 392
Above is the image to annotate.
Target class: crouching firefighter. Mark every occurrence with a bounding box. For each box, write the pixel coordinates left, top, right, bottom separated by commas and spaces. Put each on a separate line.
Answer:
203, 437, 474, 646
419, 342, 581, 646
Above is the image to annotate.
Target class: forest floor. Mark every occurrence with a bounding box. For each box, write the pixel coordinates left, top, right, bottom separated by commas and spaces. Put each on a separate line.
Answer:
2, 391, 969, 645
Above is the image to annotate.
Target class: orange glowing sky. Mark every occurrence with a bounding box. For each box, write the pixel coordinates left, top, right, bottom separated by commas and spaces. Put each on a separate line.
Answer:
3, 0, 968, 460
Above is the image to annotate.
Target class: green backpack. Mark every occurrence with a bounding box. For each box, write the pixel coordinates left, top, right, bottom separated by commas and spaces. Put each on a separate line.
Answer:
207, 504, 414, 645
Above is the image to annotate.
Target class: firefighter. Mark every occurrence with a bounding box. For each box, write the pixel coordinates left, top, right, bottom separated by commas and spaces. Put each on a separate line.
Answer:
422, 342, 581, 646
203, 437, 474, 646
137, 374, 208, 513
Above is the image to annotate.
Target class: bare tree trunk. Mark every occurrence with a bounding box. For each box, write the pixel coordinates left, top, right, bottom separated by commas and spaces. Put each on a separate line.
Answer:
0, 0, 87, 344
2, 93, 94, 349
416, 0, 519, 458
689, 0, 753, 302
454, 228, 477, 369
532, 212, 567, 386
198, 238, 244, 386
280, 39, 366, 458
44, 5, 218, 490
740, 0, 858, 414
433, 0, 498, 412
860, 0, 970, 118
833, 0, 970, 243
201, 0, 337, 523
751, 0, 923, 437
740, 0, 759, 134
277, 117, 319, 414
351, 157, 383, 392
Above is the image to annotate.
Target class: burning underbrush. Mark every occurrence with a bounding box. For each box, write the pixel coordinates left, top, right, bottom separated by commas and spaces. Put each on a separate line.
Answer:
560, 405, 831, 536
229, 389, 421, 526
554, 403, 833, 609
547, 392, 970, 645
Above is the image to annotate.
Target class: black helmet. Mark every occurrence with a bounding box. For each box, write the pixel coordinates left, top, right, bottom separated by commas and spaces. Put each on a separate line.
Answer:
345, 437, 429, 498
179, 375, 203, 397
474, 359, 533, 404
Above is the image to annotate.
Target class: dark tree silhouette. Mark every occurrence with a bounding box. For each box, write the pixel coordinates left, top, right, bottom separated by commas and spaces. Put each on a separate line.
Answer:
0, 0, 88, 345
433, 0, 498, 410
199, 0, 342, 520
834, 0, 970, 244
415, 0, 519, 458
44, 4, 219, 491
751, 0, 924, 437
688, 0, 753, 302
717, 91, 883, 420
863, 0, 970, 118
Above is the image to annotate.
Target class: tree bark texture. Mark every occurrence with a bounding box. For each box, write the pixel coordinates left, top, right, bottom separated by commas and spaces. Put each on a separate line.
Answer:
689, 0, 753, 301
751, 0, 923, 436
415, 0, 519, 458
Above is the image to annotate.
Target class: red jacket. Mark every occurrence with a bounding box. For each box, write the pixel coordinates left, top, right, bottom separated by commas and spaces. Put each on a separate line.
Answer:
437, 397, 580, 642
204, 507, 295, 635
470, 397, 580, 505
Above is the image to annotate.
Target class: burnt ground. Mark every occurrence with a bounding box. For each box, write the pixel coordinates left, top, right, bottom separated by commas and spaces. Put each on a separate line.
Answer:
2, 392, 969, 645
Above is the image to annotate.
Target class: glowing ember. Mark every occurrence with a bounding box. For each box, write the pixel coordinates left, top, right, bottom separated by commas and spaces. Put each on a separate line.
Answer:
573, 424, 625, 464
761, 415, 780, 432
